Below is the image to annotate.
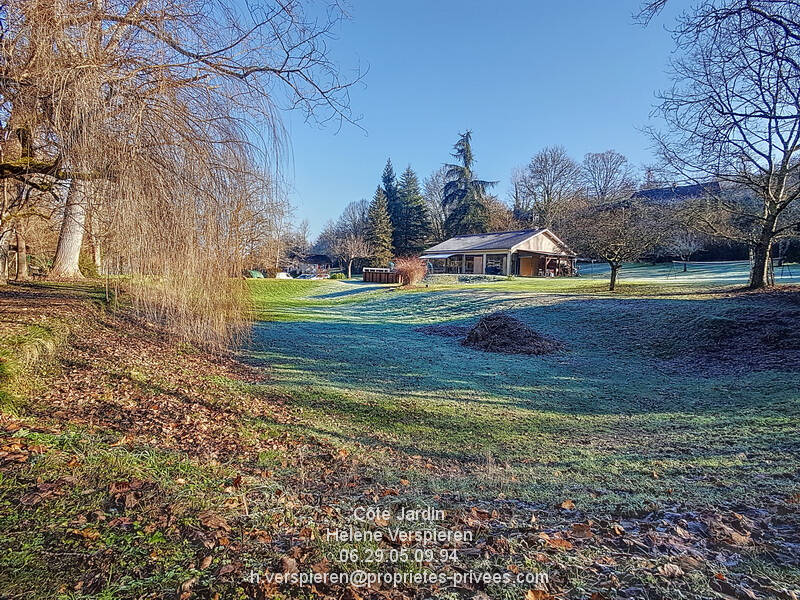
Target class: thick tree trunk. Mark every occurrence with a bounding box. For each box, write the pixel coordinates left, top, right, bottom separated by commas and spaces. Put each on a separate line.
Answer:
749, 214, 779, 289
609, 263, 619, 291
15, 225, 29, 280
748, 241, 773, 289
50, 180, 88, 279
347, 259, 353, 279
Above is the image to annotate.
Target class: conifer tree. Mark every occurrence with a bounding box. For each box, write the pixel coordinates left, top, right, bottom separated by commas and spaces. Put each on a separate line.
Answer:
381, 158, 402, 250
396, 166, 432, 255
443, 131, 495, 236
366, 187, 394, 266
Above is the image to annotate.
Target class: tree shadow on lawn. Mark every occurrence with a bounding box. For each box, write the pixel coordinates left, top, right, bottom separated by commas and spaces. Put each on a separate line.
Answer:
311, 281, 390, 300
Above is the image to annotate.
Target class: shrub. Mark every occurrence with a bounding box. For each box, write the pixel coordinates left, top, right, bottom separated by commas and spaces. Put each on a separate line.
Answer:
394, 257, 427, 286
329, 272, 346, 280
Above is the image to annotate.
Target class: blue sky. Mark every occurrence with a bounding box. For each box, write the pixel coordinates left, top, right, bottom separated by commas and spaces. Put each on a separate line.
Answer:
282, 0, 690, 236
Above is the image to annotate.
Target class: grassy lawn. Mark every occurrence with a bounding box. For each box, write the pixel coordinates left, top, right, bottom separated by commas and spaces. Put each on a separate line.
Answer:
246, 265, 800, 512
2, 272, 798, 599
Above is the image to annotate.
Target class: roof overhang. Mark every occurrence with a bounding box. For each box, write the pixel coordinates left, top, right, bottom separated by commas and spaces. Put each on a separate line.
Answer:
420, 253, 455, 259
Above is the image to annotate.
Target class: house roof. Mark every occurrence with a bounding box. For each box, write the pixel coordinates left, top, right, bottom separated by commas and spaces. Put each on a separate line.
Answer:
423, 228, 573, 255
632, 182, 721, 203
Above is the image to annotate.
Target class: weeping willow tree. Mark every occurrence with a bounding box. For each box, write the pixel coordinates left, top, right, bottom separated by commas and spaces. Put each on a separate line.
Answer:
0, 0, 357, 346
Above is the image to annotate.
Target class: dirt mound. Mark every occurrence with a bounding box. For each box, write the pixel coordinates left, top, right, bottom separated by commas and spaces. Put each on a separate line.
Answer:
661, 304, 800, 374
461, 312, 562, 355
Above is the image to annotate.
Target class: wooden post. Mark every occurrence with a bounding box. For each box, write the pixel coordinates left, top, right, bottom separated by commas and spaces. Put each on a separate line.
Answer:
481, 254, 486, 274
506, 252, 512, 276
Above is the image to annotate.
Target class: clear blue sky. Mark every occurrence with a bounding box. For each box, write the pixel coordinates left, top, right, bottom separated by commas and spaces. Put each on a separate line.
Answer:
282, 0, 690, 237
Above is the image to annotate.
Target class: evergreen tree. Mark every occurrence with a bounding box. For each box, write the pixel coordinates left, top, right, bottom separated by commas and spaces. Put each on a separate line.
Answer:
381, 158, 402, 250
396, 166, 431, 255
366, 187, 394, 266
443, 131, 496, 236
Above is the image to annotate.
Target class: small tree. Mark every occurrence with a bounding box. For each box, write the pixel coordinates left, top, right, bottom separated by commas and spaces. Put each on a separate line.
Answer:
366, 187, 393, 267
331, 233, 371, 279
573, 199, 667, 291
665, 229, 706, 271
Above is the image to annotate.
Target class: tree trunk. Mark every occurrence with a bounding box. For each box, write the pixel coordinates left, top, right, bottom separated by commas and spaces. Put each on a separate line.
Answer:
0, 233, 9, 284
50, 180, 88, 279
749, 241, 773, 289
608, 263, 619, 291
15, 225, 29, 280
682, 260, 688, 272
347, 259, 353, 279
87, 209, 103, 275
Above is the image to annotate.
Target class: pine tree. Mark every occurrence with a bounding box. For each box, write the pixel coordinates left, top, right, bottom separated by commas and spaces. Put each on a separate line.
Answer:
381, 158, 401, 251
366, 187, 394, 266
443, 131, 495, 236
396, 166, 431, 255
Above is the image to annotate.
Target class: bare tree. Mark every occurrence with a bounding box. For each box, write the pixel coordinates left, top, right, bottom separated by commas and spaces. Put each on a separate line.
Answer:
664, 229, 706, 271
647, 0, 800, 288
509, 167, 535, 227
339, 199, 371, 238
573, 199, 669, 291
484, 195, 515, 231
582, 150, 637, 201
518, 146, 582, 231
330, 233, 371, 279
423, 166, 450, 243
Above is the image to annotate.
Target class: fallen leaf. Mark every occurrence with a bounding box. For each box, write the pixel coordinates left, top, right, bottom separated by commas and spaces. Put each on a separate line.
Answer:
571, 523, 593, 539
657, 563, 684, 578
546, 537, 574, 550
525, 590, 554, 600
197, 510, 230, 532
281, 556, 298, 574
559, 499, 575, 510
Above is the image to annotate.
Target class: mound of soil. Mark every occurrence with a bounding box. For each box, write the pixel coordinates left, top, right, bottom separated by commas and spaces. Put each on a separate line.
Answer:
661, 298, 800, 374
461, 312, 562, 355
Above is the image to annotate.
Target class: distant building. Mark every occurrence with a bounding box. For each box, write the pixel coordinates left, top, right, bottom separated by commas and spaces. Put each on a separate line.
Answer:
421, 228, 576, 277
632, 182, 722, 204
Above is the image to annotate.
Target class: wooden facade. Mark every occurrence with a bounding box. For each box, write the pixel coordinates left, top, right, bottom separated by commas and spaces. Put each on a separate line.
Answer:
363, 268, 401, 284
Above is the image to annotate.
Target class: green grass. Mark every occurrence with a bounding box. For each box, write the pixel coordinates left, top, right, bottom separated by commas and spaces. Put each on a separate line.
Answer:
0, 322, 71, 414
245, 266, 800, 511
0, 426, 236, 598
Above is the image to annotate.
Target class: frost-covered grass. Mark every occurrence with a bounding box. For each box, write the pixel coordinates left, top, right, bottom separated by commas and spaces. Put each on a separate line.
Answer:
246, 266, 800, 511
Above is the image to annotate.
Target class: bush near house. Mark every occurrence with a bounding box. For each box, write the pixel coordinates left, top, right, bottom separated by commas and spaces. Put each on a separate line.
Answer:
393, 256, 426, 286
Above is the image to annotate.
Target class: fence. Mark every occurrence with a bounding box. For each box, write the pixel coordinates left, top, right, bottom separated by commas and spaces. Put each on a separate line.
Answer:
363, 267, 401, 284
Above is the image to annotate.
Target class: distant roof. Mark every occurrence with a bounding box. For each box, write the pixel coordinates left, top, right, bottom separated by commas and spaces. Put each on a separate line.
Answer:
632, 182, 721, 203
423, 228, 566, 254
302, 254, 331, 264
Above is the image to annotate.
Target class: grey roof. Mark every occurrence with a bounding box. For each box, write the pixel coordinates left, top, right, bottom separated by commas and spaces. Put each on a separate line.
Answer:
632, 182, 721, 203
423, 229, 549, 253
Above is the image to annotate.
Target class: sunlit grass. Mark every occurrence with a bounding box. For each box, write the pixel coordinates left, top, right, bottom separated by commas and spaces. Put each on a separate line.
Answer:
245, 265, 800, 510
